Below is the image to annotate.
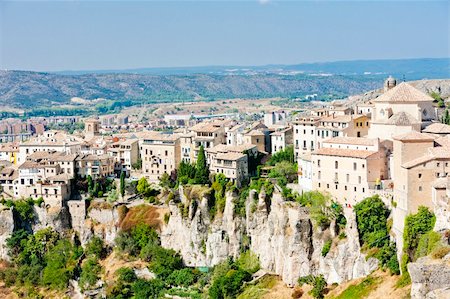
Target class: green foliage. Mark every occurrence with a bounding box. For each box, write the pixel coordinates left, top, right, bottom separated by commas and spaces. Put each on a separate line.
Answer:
47, 121, 85, 134
159, 172, 175, 189
321, 240, 332, 257
236, 251, 260, 274
403, 206, 436, 260
13, 199, 35, 223
267, 145, 294, 166
136, 177, 159, 199
296, 191, 341, 230
210, 174, 229, 219
415, 231, 442, 260
87, 175, 94, 194
268, 161, 298, 185
115, 224, 160, 257
430, 245, 450, 259
177, 160, 197, 185
298, 274, 327, 299
354, 195, 399, 274
166, 268, 199, 287
209, 268, 252, 299
85, 236, 106, 259
132, 158, 142, 170
442, 109, 450, 125
120, 171, 126, 197
334, 276, 381, 299
132, 278, 165, 299
148, 246, 184, 280
3, 228, 83, 292
79, 257, 102, 290
194, 146, 210, 185
354, 195, 390, 246
116, 267, 137, 284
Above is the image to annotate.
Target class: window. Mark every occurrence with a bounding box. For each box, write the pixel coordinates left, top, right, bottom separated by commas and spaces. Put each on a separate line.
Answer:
419, 186, 422, 191
354, 187, 357, 192
303, 130, 306, 134
318, 171, 321, 180
335, 161, 339, 169
437, 162, 440, 167
327, 184, 329, 189
362, 164, 365, 169
362, 188, 365, 193
344, 186, 347, 191
335, 185, 338, 190
418, 173, 422, 178
353, 162, 357, 170
165, 150, 168, 156
358, 176, 361, 184
346, 174, 349, 182
318, 183, 321, 188
318, 160, 321, 167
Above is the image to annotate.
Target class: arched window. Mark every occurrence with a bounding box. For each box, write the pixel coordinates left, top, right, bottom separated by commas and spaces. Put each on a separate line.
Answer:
380, 109, 385, 117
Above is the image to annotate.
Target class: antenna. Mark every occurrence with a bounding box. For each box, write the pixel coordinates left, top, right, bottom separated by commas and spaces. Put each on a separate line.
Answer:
402, 74, 406, 82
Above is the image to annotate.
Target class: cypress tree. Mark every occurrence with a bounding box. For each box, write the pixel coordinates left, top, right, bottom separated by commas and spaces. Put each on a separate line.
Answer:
194, 145, 210, 185
120, 171, 125, 197
87, 175, 93, 195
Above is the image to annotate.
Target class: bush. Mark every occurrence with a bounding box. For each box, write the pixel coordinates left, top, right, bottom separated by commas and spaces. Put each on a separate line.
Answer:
236, 251, 260, 274
298, 274, 327, 299
430, 246, 450, 259
116, 267, 137, 283
354, 195, 390, 246
79, 257, 102, 290
166, 268, 198, 287
321, 240, 332, 257
415, 231, 441, 260
132, 278, 165, 299
85, 236, 106, 259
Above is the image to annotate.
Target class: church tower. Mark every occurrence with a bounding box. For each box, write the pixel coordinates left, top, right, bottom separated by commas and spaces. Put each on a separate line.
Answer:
85, 118, 100, 139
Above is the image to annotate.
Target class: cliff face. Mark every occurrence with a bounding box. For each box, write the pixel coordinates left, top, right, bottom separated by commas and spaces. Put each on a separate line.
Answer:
408, 255, 450, 299
0, 208, 14, 260
161, 187, 377, 286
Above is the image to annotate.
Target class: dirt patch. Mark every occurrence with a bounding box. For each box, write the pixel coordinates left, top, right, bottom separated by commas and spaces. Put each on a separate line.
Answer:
99, 251, 148, 286
326, 270, 411, 299
120, 204, 168, 231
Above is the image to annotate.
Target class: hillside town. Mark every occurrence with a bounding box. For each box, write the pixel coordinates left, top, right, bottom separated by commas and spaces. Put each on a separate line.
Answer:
1, 77, 450, 298
0, 77, 449, 257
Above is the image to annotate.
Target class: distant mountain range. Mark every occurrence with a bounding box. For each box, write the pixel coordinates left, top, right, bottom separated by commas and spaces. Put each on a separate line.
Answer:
0, 58, 448, 110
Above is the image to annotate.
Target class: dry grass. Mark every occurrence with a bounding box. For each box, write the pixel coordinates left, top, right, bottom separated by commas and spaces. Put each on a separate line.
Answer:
119, 204, 168, 231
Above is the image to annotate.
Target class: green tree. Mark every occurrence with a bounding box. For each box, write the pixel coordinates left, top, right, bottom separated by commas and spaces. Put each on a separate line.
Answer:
194, 145, 210, 185
120, 171, 126, 197
87, 175, 94, 194
132, 278, 165, 299
354, 195, 390, 246
85, 236, 106, 259
79, 257, 102, 290
137, 177, 150, 196
298, 275, 327, 299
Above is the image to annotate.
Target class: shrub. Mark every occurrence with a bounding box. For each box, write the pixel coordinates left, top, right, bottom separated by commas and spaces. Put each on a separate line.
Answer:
166, 268, 198, 287
85, 236, 106, 259
132, 278, 165, 299
430, 246, 450, 259
321, 240, 332, 257
79, 257, 102, 290
236, 251, 260, 274
116, 267, 137, 283
415, 231, 442, 259
354, 195, 389, 246
298, 275, 327, 299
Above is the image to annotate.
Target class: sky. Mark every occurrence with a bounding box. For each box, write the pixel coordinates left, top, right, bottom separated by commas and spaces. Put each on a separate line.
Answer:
0, 0, 449, 72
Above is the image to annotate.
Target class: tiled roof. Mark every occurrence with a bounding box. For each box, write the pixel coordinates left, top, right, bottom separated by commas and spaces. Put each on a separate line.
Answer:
312, 148, 378, 159
402, 147, 450, 168
392, 131, 435, 142
372, 82, 434, 103
423, 123, 450, 134
323, 137, 377, 146
216, 152, 246, 161
386, 112, 419, 126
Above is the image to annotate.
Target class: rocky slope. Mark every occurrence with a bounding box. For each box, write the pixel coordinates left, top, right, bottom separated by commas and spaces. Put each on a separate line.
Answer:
161, 186, 378, 286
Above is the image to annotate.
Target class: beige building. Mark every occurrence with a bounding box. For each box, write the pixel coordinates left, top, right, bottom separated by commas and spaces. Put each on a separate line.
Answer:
140, 132, 181, 182
270, 126, 293, 154
391, 131, 446, 253
190, 119, 228, 159
368, 80, 436, 140
18, 131, 82, 164
108, 138, 140, 173
210, 152, 249, 187
76, 154, 115, 179
311, 137, 388, 205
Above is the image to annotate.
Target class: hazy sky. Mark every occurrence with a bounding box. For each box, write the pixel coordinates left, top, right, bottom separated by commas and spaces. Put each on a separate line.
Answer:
0, 0, 449, 71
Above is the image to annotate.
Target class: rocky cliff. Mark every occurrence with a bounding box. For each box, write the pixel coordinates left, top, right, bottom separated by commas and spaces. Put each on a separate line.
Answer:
408, 254, 450, 299
161, 186, 377, 286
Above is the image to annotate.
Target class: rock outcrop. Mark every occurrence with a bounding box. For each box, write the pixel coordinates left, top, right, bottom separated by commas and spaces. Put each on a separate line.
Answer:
0, 208, 14, 260
161, 186, 377, 286
408, 254, 450, 299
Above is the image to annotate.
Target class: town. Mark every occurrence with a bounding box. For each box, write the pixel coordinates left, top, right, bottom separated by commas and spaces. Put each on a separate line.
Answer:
0, 76, 449, 298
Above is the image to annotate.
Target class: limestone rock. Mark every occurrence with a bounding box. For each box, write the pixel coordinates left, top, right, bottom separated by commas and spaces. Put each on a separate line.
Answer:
0, 207, 14, 260
408, 255, 450, 299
